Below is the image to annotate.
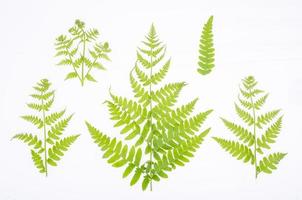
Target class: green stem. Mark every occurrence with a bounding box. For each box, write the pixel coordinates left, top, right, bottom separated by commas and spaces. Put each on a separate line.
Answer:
41, 92, 48, 177
81, 35, 86, 86
149, 49, 154, 191
65, 46, 81, 83
249, 89, 257, 179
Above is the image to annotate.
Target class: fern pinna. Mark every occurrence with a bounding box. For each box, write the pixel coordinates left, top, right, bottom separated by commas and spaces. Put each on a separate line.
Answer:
12, 79, 79, 176
213, 76, 286, 178
197, 16, 215, 75
86, 24, 212, 191
55, 19, 111, 86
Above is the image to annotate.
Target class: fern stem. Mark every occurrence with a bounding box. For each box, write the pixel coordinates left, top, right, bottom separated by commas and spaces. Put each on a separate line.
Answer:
65, 46, 81, 84
148, 48, 154, 192
84, 56, 98, 79
41, 92, 48, 177
81, 33, 87, 86
249, 89, 257, 179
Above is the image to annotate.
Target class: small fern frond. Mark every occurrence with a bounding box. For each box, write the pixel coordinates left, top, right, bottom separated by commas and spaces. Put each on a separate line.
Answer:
197, 16, 215, 75
214, 75, 286, 178
213, 137, 255, 164
257, 152, 287, 174
55, 19, 111, 86
13, 79, 79, 176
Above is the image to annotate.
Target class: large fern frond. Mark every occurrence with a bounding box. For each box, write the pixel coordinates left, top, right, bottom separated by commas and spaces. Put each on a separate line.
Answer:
87, 24, 212, 190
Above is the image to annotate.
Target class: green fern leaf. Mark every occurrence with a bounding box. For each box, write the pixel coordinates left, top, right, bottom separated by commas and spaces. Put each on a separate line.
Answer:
214, 76, 286, 178
55, 19, 111, 86
12, 79, 79, 176
197, 16, 215, 75
87, 24, 212, 190
257, 152, 287, 174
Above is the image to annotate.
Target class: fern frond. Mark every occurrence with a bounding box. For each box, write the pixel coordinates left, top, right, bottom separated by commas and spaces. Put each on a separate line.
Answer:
31, 150, 46, 173
88, 24, 212, 190
214, 75, 286, 178
55, 19, 111, 86
197, 16, 215, 75
257, 152, 286, 174
257, 116, 282, 150
47, 135, 79, 166
221, 118, 254, 146
213, 137, 255, 164
13, 79, 78, 176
